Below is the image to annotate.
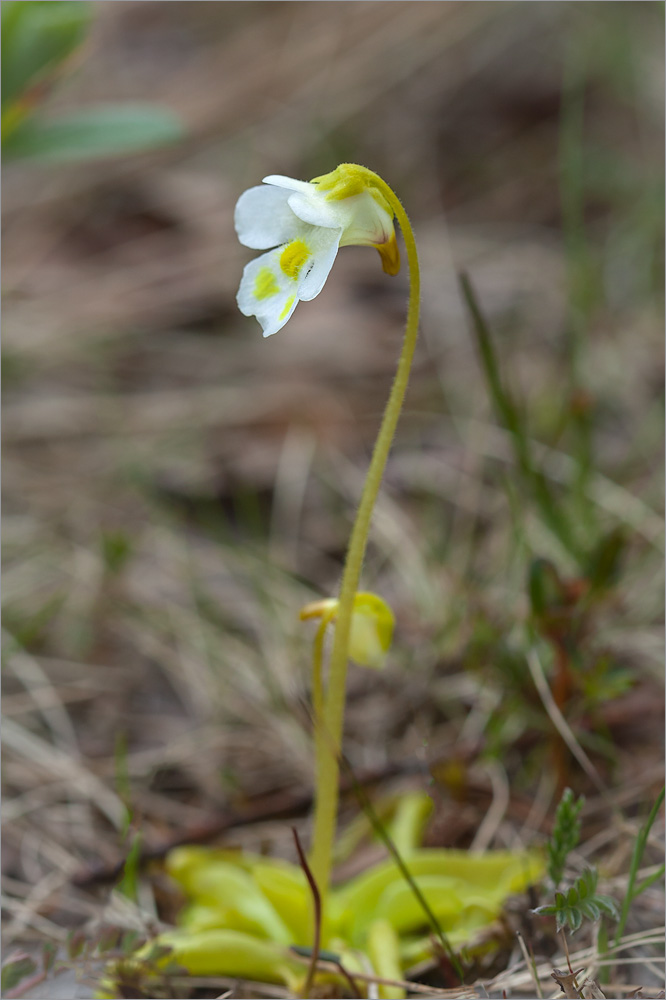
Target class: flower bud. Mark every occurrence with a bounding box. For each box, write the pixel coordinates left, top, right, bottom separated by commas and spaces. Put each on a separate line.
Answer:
300, 591, 395, 669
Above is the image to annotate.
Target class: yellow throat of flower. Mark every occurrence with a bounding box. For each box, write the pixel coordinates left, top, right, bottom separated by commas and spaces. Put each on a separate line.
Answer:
311, 163, 385, 204
312, 164, 400, 276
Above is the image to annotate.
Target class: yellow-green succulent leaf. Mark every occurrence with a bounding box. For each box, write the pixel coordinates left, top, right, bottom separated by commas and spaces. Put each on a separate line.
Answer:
336, 848, 543, 945
172, 861, 292, 943
367, 918, 406, 1000
387, 791, 434, 857
146, 928, 303, 989
166, 845, 254, 887
401, 848, 544, 889
161, 836, 543, 988
179, 901, 235, 933
251, 861, 311, 945
177, 896, 288, 944
376, 875, 467, 936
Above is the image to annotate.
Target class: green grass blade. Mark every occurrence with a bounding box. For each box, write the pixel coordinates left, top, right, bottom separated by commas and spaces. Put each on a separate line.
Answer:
458, 271, 579, 558
614, 787, 664, 945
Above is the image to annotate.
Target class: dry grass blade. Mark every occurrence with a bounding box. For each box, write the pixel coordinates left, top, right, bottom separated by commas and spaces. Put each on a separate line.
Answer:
526, 648, 606, 793
516, 930, 544, 999
2, 717, 126, 829
290, 952, 479, 998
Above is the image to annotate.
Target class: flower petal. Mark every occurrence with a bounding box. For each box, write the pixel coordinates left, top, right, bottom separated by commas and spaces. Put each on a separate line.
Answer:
234, 185, 301, 250
262, 174, 313, 194
298, 227, 341, 301
288, 187, 395, 247
237, 247, 303, 337
337, 191, 395, 247
286, 190, 342, 231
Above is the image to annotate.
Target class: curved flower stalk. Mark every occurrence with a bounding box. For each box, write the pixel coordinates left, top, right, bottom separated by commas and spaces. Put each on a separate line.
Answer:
238, 163, 421, 911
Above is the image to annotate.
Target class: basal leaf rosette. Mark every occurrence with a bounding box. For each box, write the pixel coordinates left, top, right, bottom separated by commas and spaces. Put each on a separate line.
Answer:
100, 810, 543, 998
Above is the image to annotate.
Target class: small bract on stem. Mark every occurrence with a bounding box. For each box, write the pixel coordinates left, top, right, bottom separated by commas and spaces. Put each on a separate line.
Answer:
235, 162, 421, 930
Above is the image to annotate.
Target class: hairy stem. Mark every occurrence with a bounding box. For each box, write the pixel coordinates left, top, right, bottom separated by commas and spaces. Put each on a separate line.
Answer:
309, 166, 421, 906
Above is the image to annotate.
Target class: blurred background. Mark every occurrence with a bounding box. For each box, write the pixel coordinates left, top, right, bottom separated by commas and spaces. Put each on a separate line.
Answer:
2, 1, 664, 993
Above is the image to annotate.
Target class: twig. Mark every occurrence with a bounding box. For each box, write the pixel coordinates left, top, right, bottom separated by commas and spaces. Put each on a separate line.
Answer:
552, 966, 586, 999
292, 827, 322, 1000
488, 928, 665, 993
470, 758, 509, 852
526, 647, 606, 793
331, 959, 363, 999
516, 930, 544, 999
561, 928, 575, 975
289, 953, 478, 997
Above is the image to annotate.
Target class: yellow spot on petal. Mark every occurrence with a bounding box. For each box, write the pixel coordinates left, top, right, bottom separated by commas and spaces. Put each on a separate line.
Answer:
254, 267, 280, 300
374, 232, 400, 276
279, 239, 310, 280
312, 163, 367, 200
279, 295, 296, 321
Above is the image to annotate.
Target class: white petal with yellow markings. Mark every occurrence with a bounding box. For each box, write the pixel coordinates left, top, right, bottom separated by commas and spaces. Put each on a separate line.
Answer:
236, 226, 341, 337
298, 226, 341, 301
237, 247, 301, 338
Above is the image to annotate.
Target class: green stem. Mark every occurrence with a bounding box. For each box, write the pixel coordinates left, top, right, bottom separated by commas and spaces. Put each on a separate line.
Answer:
309, 166, 421, 905
308, 606, 335, 945
311, 607, 336, 855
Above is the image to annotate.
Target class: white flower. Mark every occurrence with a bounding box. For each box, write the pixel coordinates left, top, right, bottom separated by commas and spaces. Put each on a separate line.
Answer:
235, 169, 400, 337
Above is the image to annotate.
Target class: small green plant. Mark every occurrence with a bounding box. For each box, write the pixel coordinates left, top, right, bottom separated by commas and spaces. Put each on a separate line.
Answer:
1, 928, 160, 1000
459, 272, 579, 560
102, 163, 545, 997
534, 867, 618, 934
101, 530, 133, 577
614, 786, 665, 945
536, 780, 617, 941
548, 787, 585, 889
1, 952, 40, 997
2, 1, 183, 162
